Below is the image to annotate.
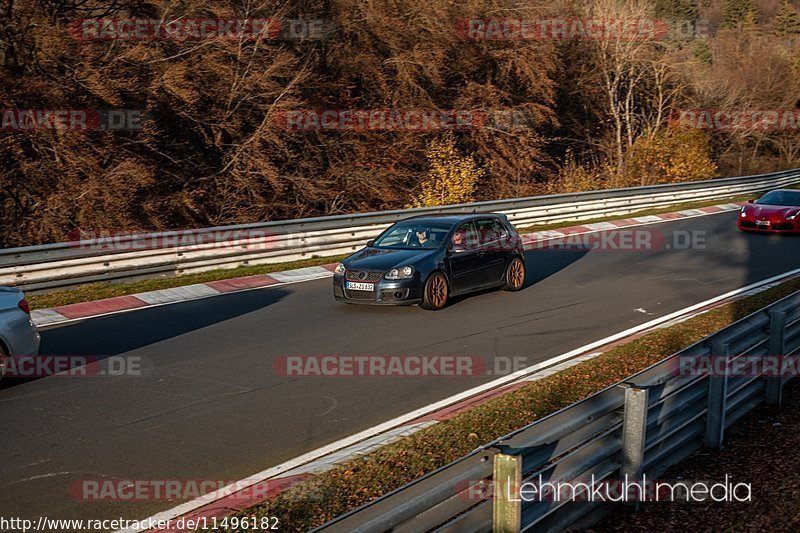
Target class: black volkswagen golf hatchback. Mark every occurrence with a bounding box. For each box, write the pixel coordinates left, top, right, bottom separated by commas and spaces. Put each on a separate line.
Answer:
333, 213, 526, 310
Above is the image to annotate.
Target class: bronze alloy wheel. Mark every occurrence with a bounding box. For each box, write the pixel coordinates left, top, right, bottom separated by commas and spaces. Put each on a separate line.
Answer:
503, 257, 525, 291
421, 272, 448, 310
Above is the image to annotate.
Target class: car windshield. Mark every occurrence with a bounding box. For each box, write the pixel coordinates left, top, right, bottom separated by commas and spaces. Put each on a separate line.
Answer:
756, 190, 800, 207
372, 221, 453, 249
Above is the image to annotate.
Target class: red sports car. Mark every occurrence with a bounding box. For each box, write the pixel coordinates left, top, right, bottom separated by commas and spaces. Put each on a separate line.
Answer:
738, 189, 800, 234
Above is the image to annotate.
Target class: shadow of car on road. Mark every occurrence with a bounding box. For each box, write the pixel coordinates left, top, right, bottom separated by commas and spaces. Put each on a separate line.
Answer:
0, 286, 290, 390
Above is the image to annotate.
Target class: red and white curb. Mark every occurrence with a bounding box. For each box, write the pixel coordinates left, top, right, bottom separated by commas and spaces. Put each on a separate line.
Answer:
123, 265, 800, 533
34, 202, 742, 329
31, 265, 339, 328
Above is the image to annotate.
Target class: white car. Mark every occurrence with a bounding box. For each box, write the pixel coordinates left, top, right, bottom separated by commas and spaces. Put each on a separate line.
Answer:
0, 287, 41, 379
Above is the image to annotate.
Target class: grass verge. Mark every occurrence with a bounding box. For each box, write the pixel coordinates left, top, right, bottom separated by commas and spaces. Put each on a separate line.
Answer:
28, 194, 750, 310
229, 277, 800, 532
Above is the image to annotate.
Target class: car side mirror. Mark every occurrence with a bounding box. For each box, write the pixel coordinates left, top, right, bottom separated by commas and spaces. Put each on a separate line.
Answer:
366, 239, 374, 247
747, 199, 755, 204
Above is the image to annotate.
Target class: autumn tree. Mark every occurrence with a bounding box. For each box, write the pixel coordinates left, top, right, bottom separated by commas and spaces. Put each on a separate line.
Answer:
410, 135, 483, 207
723, 0, 758, 28
627, 129, 718, 185
654, 0, 699, 19
772, 0, 800, 36
693, 39, 712, 63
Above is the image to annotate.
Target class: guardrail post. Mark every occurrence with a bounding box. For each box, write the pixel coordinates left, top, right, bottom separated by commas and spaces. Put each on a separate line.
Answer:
493, 454, 522, 533
705, 341, 730, 449
621, 385, 649, 508
767, 310, 787, 406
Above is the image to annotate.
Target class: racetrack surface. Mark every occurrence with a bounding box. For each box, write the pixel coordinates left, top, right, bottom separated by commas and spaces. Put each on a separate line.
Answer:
1, 211, 798, 524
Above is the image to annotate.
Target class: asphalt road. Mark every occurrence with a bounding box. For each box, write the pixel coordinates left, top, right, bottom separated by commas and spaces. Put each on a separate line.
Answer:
1, 211, 799, 526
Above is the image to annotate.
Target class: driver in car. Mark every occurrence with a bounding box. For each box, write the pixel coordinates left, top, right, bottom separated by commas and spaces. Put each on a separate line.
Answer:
410, 227, 433, 247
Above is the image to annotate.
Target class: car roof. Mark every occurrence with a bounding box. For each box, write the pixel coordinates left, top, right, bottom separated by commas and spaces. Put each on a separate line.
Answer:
401, 212, 506, 224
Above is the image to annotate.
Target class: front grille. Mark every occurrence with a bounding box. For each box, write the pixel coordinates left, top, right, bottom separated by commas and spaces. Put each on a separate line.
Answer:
345, 270, 383, 282
739, 220, 756, 229
346, 289, 376, 300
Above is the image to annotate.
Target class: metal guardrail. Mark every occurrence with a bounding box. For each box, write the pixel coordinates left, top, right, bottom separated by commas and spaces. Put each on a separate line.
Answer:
316, 289, 800, 533
1, 169, 799, 291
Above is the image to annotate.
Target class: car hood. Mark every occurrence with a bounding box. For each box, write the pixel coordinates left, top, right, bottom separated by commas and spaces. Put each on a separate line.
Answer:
344, 247, 438, 270
747, 204, 800, 219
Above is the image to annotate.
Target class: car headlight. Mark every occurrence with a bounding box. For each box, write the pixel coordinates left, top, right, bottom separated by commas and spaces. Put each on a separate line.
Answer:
789, 214, 798, 221
334, 263, 346, 275
385, 266, 413, 279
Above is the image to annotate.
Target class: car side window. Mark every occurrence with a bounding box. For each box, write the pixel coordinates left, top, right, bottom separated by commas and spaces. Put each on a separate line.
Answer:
497, 219, 509, 239
476, 218, 502, 245
453, 221, 479, 250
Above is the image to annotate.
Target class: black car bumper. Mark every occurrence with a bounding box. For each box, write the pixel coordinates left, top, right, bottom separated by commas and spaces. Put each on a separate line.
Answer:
333, 274, 423, 305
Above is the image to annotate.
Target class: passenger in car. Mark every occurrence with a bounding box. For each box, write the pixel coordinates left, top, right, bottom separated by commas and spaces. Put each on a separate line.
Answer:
451, 228, 467, 252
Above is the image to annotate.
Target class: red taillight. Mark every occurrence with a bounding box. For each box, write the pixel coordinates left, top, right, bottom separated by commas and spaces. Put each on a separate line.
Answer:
18, 298, 30, 314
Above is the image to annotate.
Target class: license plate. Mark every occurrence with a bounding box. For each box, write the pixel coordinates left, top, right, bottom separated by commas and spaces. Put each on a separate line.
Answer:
346, 281, 374, 291
756, 220, 770, 226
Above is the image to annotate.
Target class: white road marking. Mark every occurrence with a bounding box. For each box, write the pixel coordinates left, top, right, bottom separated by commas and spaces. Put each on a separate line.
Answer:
677, 209, 707, 216
136, 284, 220, 305
630, 215, 664, 223
583, 221, 620, 231
29, 308, 69, 325
268, 266, 332, 283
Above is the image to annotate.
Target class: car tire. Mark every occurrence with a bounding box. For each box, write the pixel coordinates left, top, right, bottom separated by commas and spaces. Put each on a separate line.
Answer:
503, 257, 525, 291
421, 272, 449, 311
